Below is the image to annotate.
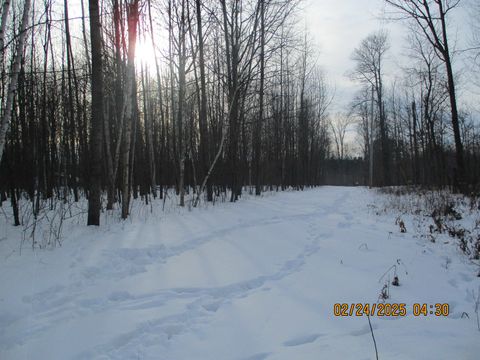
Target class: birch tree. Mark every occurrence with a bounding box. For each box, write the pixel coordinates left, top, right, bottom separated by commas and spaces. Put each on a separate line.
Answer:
0, 0, 32, 162
0, 0, 11, 62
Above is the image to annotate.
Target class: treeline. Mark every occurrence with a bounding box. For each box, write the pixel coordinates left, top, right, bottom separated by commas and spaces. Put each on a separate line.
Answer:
347, 1, 480, 190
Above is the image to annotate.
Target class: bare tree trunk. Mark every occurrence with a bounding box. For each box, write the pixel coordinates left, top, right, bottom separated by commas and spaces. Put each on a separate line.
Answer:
10, 187, 19, 226
141, 64, 156, 197
0, 0, 32, 162
105, 0, 125, 210
412, 100, 419, 184
254, 0, 265, 196
220, 0, 241, 202
0, 0, 11, 61
195, 0, 212, 201
79, 0, 91, 74
103, 92, 115, 210
147, 0, 163, 198
168, 0, 178, 195
87, 0, 104, 225
369, 85, 374, 188
175, 0, 187, 207
121, 0, 139, 219
64, 0, 80, 202
441, 21, 465, 187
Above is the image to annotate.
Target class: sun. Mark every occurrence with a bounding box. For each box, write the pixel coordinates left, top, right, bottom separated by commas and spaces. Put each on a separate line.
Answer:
135, 39, 159, 73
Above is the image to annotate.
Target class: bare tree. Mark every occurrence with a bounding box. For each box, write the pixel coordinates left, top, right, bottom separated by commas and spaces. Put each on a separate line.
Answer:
330, 113, 353, 159
0, 0, 32, 162
468, 0, 480, 89
254, 0, 266, 196
194, 0, 211, 201
385, 0, 466, 188
0, 0, 11, 61
350, 30, 391, 186
408, 33, 448, 185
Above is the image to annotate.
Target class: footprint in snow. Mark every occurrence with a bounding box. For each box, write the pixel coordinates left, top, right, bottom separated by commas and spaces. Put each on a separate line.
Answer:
350, 324, 378, 336
108, 291, 133, 302
337, 221, 352, 229
240, 353, 271, 360
202, 301, 221, 313
458, 272, 474, 282
448, 278, 458, 288
283, 333, 323, 347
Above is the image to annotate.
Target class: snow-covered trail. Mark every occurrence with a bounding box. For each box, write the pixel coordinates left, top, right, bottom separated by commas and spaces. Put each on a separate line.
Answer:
1, 187, 479, 359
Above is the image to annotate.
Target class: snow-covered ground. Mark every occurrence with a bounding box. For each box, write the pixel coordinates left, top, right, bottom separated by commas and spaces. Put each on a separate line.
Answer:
0, 187, 479, 359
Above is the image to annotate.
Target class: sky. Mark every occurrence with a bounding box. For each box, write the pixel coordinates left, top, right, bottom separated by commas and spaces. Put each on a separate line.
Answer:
304, 0, 396, 112
303, 0, 475, 113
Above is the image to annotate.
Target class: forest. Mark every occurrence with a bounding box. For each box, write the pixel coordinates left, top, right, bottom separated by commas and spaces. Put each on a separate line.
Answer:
0, 0, 479, 225
1, 1, 480, 359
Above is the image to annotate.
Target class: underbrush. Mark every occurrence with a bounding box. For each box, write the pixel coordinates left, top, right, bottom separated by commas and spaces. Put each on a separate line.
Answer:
373, 186, 480, 274
0, 185, 295, 252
